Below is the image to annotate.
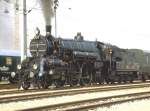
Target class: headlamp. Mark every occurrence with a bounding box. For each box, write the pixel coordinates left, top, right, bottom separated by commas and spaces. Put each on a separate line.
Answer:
11, 72, 16, 78
29, 72, 34, 78
49, 70, 54, 75
17, 64, 21, 70
33, 64, 38, 70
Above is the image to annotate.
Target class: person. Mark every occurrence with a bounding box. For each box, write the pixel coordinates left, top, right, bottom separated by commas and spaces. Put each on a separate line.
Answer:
74, 32, 84, 40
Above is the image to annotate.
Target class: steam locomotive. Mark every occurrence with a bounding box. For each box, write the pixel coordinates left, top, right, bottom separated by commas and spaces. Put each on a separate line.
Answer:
17, 25, 150, 90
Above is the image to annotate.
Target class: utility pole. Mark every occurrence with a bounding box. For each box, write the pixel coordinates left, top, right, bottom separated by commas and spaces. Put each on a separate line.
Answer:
21, 0, 27, 62
54, 0, 58, 38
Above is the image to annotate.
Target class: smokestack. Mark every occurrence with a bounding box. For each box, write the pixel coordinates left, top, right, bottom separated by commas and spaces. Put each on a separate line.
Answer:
46, 25, 51, 34
39, 0, 54, 25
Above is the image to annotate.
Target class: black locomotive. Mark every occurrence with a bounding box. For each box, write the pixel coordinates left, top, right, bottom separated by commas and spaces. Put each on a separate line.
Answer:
17, 25, 150, 90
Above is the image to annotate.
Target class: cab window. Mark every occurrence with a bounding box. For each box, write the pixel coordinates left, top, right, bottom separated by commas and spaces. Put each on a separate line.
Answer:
6, 57, 12, 65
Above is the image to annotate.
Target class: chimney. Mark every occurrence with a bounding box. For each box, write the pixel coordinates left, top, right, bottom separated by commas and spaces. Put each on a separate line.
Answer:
46, 25, 51, 35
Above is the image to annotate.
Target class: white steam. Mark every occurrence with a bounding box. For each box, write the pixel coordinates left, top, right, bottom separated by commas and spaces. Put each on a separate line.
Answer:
39, 0, 54, 25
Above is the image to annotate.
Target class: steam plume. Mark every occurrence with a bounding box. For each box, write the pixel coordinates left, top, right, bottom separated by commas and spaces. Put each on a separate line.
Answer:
39, 0, 54, 25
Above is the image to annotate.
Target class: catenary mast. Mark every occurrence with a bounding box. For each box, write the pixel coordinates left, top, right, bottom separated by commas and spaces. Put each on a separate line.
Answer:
21, 0, 27, 62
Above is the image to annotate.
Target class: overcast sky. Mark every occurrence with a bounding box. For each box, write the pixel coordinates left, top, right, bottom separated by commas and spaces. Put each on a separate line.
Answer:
58, 0, 150, 51
28, 0, 150, 51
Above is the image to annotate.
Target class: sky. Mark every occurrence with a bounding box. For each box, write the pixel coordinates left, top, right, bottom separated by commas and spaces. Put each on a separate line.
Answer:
1, 0, 150, 52
55, 0, 150, 51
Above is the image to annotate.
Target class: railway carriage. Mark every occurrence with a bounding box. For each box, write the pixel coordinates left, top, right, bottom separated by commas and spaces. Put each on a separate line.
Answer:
138, 65, 150, 81
0, 51, 20, 83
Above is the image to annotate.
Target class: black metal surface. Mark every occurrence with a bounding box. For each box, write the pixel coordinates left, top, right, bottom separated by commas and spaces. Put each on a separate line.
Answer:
60, 39, 99, 53
29, 37, 53, 57
46, 25, 51, 33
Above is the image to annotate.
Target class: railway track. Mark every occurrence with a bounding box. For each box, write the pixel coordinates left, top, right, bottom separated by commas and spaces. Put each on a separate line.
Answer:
0, 81, 149, 95
19, 91, 150, 111
0, 83, 17, 89
0, 82, 150, 104
0, 81, 150, 95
